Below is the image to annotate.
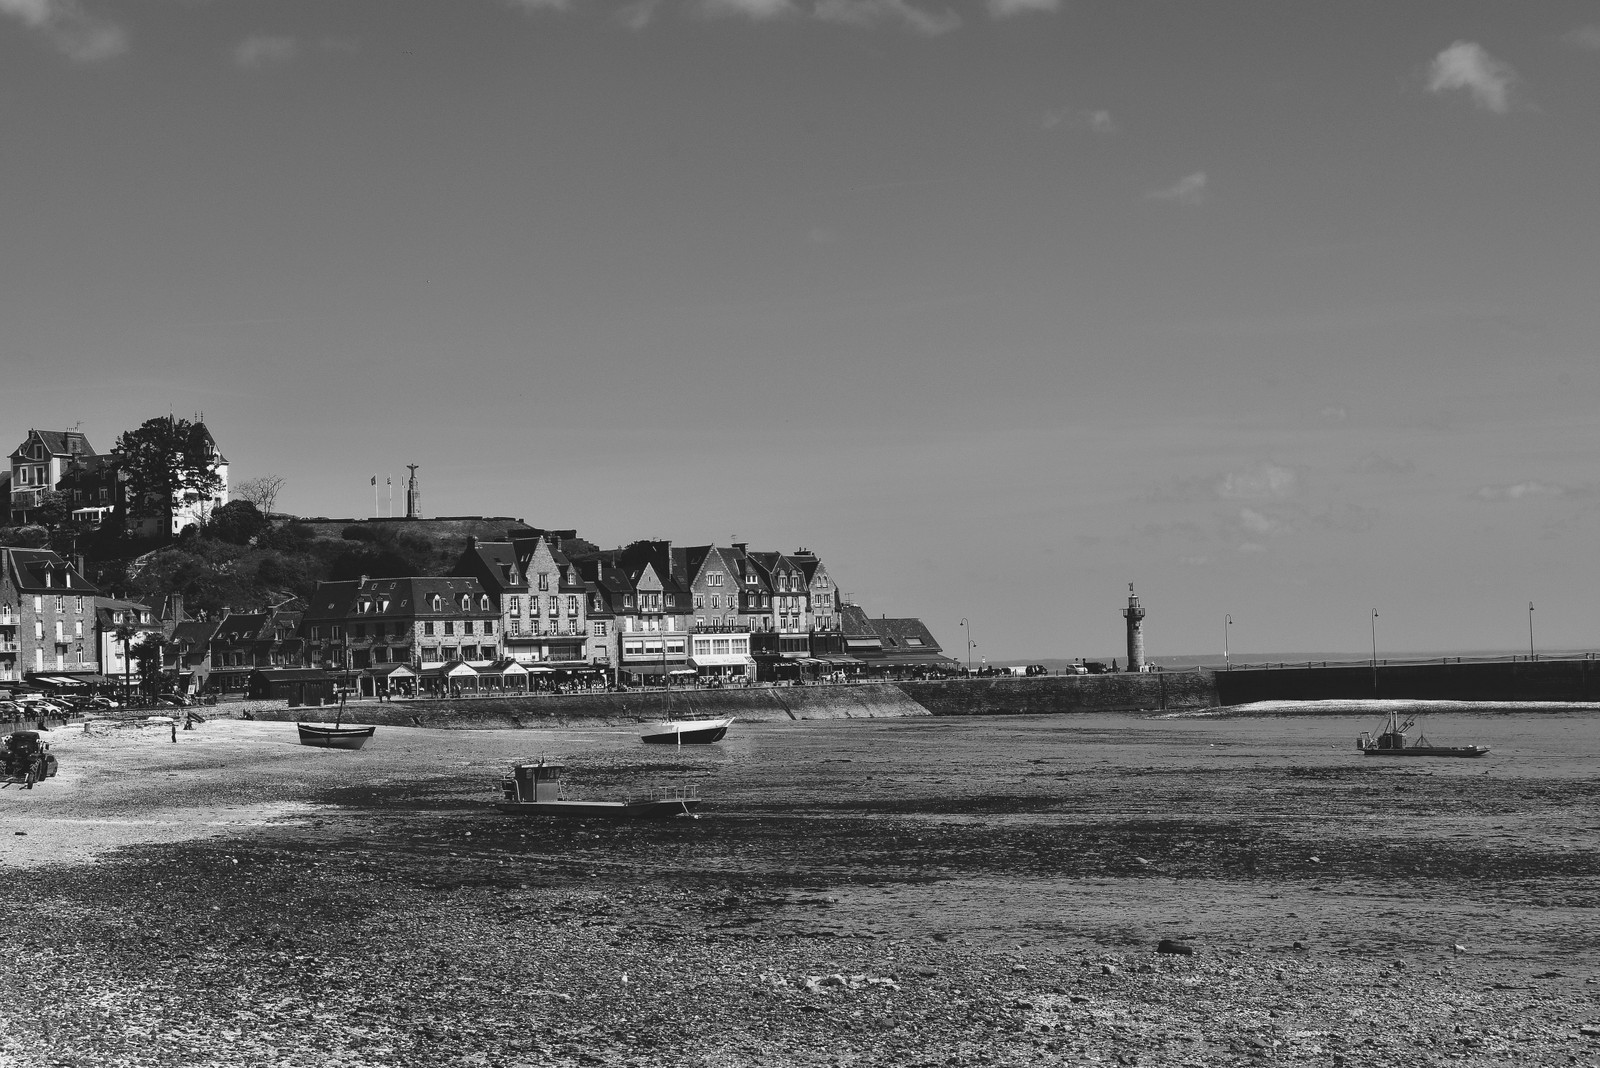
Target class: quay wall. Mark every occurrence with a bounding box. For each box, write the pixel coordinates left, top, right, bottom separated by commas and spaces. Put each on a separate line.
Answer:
1213, 659, 1600, 705
903, 673, 1217, 717
245, 682, 932, 729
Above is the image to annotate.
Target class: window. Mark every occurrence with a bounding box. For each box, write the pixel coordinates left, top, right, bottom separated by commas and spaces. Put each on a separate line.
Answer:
665, 594, 674, 608
423, 646, 439, 662
624, 595, 633, 608
309, 625, 322, 640
481, 595, 491, 612
547, 597, 558, 617
508, 596, 521, 616
463, 621, 474, 636
424, 621, 434, 636
713, 638, 730, 655
592, 621, 608, 637
75, 596, 84, 614
694, 594, 704, 609
380, 599, 391, 613
566, 595, 578, 617
537, 572, 550, 591
710, 594, 720, 610
484, 620, 494, 634
444, 621, 455, 635
55, 596, 64, 613
591, 595, 602, 612
16, 467, 27, 486
431, 595, 442, 612
460, 595, 471, 612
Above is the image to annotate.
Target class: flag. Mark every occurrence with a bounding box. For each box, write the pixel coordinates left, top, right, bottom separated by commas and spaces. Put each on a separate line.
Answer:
371, 476, 376, 486
386, 476, 391, 485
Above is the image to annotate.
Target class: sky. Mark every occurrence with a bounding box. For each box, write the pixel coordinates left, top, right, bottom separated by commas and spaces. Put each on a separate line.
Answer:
4, 1, 1599, 661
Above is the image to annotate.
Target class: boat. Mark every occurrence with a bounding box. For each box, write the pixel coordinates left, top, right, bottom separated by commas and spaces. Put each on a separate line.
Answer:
496, 759, 702, 819
296, 722, 377, 750
640, 716, 734, 745
1357, 712, 1488, 758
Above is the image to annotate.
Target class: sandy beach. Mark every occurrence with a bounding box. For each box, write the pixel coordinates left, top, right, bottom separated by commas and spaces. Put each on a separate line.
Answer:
1, 704, 1596, 1066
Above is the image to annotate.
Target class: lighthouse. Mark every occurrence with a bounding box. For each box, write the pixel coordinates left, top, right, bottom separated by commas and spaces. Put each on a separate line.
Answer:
1122, 583, 1146, 672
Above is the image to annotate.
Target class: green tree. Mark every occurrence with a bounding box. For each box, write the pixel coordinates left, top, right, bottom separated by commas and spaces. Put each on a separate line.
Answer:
208, 500, 268, 545
132, 633, 165, 699
112, 417, 224, 539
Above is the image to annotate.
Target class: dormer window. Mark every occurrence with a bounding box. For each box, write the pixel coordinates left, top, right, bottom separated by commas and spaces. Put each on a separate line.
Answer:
380, 599, 390, 613
459, 594, 471, 612
431, 595, 442, 612
508, 568, 518, 585
480, 595, 490, 612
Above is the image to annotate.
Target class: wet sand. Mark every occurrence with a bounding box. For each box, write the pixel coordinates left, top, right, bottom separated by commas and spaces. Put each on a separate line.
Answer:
1, 704, 1596, 1065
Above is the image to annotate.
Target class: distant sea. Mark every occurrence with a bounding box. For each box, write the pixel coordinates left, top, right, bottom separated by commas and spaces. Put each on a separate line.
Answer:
999, 649, 1598, 672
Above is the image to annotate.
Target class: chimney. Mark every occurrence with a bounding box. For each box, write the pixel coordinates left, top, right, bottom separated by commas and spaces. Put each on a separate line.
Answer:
467, 535, 477, 549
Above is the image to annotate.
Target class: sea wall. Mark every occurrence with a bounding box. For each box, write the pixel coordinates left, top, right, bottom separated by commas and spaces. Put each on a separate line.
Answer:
903, 673, 1218, 717
246, 682, 932, 729
1213, 659, 1600, 705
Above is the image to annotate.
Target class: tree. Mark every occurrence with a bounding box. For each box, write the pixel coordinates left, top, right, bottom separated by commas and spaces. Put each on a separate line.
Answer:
132, 633, 165, 699
234, 475, 286, 517
208, 500, 268, 545
112, 417, 224, 539
114, 622, 138, 703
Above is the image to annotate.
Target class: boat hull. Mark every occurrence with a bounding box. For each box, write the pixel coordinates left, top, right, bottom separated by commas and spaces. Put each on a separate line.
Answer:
297, 723, 376, 750
1360, 746, 1489, 758
640, 718, 733, 745
495, 798, 703, 819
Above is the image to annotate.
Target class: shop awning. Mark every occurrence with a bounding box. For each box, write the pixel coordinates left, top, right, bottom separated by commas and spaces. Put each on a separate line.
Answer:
871, 655, 960, 668
624, 664, 694, 677
690, 654, 756, 668
366, 664, 417, 679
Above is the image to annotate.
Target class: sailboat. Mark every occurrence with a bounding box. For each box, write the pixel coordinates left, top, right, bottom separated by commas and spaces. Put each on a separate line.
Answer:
639, 661, 732, 744
297, 685, 376, 750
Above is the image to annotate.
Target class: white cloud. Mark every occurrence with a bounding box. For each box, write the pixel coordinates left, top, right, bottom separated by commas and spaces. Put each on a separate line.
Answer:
1217, 464, 1297, 502
1043, 108, 1115, 133
1561, 24, 1600, 51
1474, 481, 1565, 502
234, 34, 299, 68
505, 0, 572, 11
616, 0, 660, 29
700, 0, 797, 19
0, 0, 125, 61
1427, 41, 1518, 114
814, 0, 959, 35
1148, 171, 1206, 205
986, 0, 1059, 17
1086, 109, 1115, 134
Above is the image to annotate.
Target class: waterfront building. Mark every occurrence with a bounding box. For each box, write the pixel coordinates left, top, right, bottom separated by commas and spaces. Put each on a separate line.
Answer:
299, 576, 509, 695
680, 545, 755, 681
838, 604, 957, 675
206, 605, 306, 693
570, 541, 691, 686
453, 531, 591, 668
96, 598, 163, 689
0, 547, 101, 685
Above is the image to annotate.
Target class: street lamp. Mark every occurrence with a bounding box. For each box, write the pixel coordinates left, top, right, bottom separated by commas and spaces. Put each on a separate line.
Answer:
960, 618, 972, 675
1370, 609, 1379, 696
1528, 601, 1535, 662
1224, 614, 1232, 671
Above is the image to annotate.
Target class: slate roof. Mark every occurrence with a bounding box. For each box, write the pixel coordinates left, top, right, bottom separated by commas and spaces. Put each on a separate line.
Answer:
302, 577, 495, 625
8, 430, 95, 462
0, 548, 99, 595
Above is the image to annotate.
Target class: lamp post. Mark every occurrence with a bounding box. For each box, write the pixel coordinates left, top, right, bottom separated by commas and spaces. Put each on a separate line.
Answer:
1224, 614, 1232, 671
1528, 601, 1535, 662
960, 618, 972, 675
1370, 609, 1379, 696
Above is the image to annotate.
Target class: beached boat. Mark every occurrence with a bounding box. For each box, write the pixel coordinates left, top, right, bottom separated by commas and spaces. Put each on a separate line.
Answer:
496, 760, 702, 819
1357, 712, 1488, 758
640, 716, 733, 745
296, 723, 377, 750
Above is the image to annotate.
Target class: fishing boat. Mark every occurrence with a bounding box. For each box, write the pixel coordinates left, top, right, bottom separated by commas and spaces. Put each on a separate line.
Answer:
497, 759, 702, 819
297, 690, 375, 750
296, 722, 377, 750
1357, 711, 1488, 758
640, 716, 733, 745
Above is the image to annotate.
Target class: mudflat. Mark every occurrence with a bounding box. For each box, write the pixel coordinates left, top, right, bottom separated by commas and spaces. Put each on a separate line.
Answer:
1, 703, 1596, 1066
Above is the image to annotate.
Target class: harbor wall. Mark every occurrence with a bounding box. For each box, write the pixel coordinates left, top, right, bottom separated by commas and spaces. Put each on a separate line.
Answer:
244, 682, 932, 729
1213, 659, 1600, 705
902, 673, 1217, 717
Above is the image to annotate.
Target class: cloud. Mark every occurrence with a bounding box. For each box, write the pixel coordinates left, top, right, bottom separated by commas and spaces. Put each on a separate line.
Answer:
1474, 481, 1565, 502
986, 0, 1059, 17
616, 0, 660, 29
1427, 41, 1518, 113
505, 0, 572, 11
0, 0, 125, 61
1045, 108, 1116, 133
1148, 171, 1206, 205
699, 0, 796, 19
1561, 24, 1600, 51
1352, 453, 1415, 476
1217, 464, 1297, 502
233, 34, 299, 68
814, 0, 960, 35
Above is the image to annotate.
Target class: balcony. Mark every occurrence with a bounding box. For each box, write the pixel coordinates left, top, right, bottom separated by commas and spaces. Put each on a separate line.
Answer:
0, 612, 19, 626
692, 623, 752, 633
0, 641, 18, 654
